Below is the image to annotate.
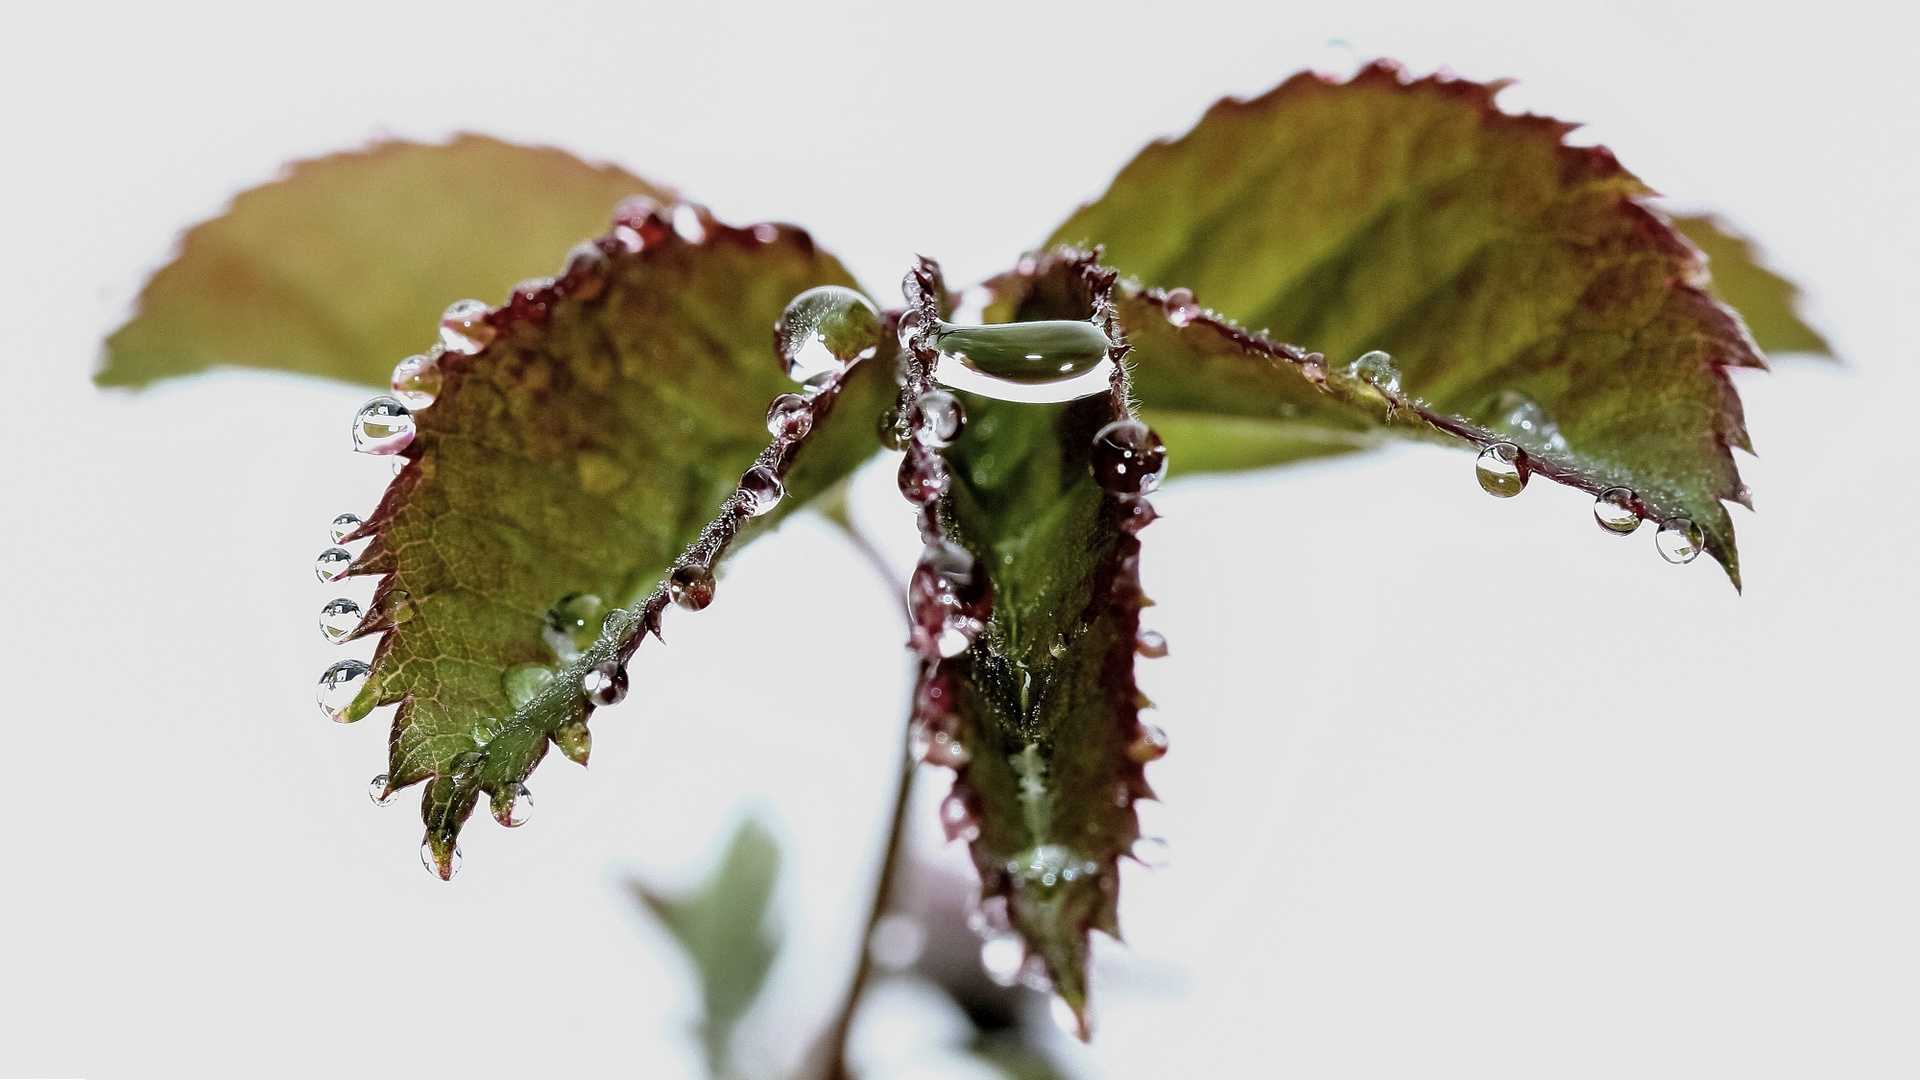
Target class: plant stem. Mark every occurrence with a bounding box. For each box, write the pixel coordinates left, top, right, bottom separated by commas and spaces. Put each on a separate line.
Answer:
819, 691, 920, 1080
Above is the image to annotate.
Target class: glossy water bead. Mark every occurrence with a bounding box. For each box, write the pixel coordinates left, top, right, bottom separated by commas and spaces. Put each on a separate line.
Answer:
1090, 420, 1167, 495
438, 299, 495, 355
1593, 487, 1641, 535
1474, 442, 1528, 497
351, 397, 415, 455
670, 564, 715, 611
421, 842, 462, 881
765, 393, 812, 440
493, 782, 533, 828
736, 465, 784, 517
368, 774, 396, 806
330, 513, 363, 543
316, 659, 371, 720
774, 286, 881, 387
913, 390, 965, 447
1655, 517, 1705, 564
319, 598, 363, 642
931, 319, 1110, 384
390, 352, 443, 409
582, 660, 628, 707
314, 546, 352, 582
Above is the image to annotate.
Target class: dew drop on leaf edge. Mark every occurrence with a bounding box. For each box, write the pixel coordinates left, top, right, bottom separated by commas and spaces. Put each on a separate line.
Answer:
980, 933, 1024, 986
319, 597, 362, 643
1090, 419, 1168, 496
421, 841, 462, 880
330, 513, 363, 544
774, 286, 880, 387
1594, 487, 1641, 535
765, 393, 812, 440
1655, 517, 1704, 564
438, 299, 494, 355
351, 397, 415, 456
495, 782, 532, 828
316, 659, 370, 720
368, 774, 395, 806
582, 659, 628, 707
670, 564, 715, 611
314, 546, 352, 582
737, 464, 784, 517
1475, 442, 1528, 497
389, 352, 442, 409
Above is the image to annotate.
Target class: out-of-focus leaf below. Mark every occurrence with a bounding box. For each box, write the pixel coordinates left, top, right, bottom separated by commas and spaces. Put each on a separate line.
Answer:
100, 135, 666, 389
1669, 212, 1833, 357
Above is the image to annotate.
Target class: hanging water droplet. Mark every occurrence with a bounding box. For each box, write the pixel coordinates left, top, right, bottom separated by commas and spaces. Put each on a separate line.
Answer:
931, 319, 1110, 384
765, 393, 813, 440
542, 593, 605, 661
351, 397, 416, 456
913, 390, 965, 448
897, 451, 950, 506
439, 299, 495, 355
316, 659, 371, 720
940, 791, 979, 842
1131, 836, 1172, 868
389, 352, 443, 409
1090, 419, 1168, 495
1135, 630, 1168, 658
554, 718, 592, 766
368, 773, 396, 806
1594, 487, 1641, 535
774, 286, 880, 387
672, 204, 706, 243
980, 932, 1025, 987
1655, 517, 1704, 564
319, 597, 363, 643
1128, 722, 1169, 763
1345, 350, 1401, 394
737, 465, 784, 517
493, 782, 533, 828
582, 659, 627, 707
670, 564, 715, 611
503, 663, 555, 709
330, 512, 363, 543
1475, 442, 1529, 498
558, 240, 610, 300
421, 841, 462, 880
1163, 287, 1200, 328
314, 546, 353, 582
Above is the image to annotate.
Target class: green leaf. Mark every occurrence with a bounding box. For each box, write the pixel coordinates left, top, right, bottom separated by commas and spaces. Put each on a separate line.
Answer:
1047, 63, 1765, 585
900, 257, 1152, 1032
99, 135, 665, 389
629, 817, 782, 1080
338, 203, 894, 872
1669, 212, 1833, 357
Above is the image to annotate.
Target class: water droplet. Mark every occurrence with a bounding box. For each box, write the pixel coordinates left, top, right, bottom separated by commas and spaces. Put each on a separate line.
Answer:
737, 465, 784, 517
582, 659, 628, 707
559, 240, 610, 300
351, 397, 416, 456
1163, 287, 1199, 327
876, 407, 909, 451
672, 204, 706, 243
1117, 496, 1159, 533
869, 912, 926, 972
931, 319, 1110, 384
503, 663, 555, 709
554, 718, 592, 765
897, 451, 950, 506
1131, 836, 1171, 868
940, 791, 979, 842
908, 540, 991, 660
390, 352, 443, 409
774, 286, 881, 388
1655, 517, 1704, 564
1135, 630, 1168, 658
377, 589, 415, 628
980, 932, 1025, 986
1090, 419, 1168, 495
330, 512, 363, 543
670, 564, 715, 611
507, 277, 556, 324
368, 773, 396, 806
542, 593, 605, 661
314, 546, 353, 582
1594, 487, 1641, 535
912, 390, 965, 448
316, 659, 371, 720
421, 841, 462, 880
494, 782, 533, 828
896, 307, 927, 352
765, 393, 813, 440
439, 299, 495, 355
1475, 442, 1529, 498
1128, 722, 1169, 763
752, 223, 779, 243
1487, 391, 1569, 452
612, 194, 661, 230
1345, 349, 1401, 394
319, 597, 363, 643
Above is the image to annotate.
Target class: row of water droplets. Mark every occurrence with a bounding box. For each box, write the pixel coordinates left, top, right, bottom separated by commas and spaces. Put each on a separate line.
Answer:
1328, 346, 1708, 566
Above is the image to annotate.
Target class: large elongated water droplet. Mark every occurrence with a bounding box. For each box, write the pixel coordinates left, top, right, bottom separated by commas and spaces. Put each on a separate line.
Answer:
314, 546, 352, 582
543, 593, 605, 661
737, 465, 784, 517
316, 659, 371, 720
439, 299, 495, 355
1655, 518, 1704, 564
931, 319, 1109, 384
352, 397, 415, 456
582, 660, 628, 707
774, 286, 880, 388
390, 352, 443, 409
1475, 442, 1528, 497
1594, 487, 1641, 535
1090, 420, 1167, 495
330, 513, 363, 543
319, 598, 363, 642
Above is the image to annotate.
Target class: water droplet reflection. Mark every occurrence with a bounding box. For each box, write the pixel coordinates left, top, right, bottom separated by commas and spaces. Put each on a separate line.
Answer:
1655, 517, 1704, 564
1475, 442, 1528, 497
1594, 487, 1641, 535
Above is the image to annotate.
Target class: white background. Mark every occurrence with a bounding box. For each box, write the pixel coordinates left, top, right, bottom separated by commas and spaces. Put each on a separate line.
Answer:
1, 1, 1915, 1077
